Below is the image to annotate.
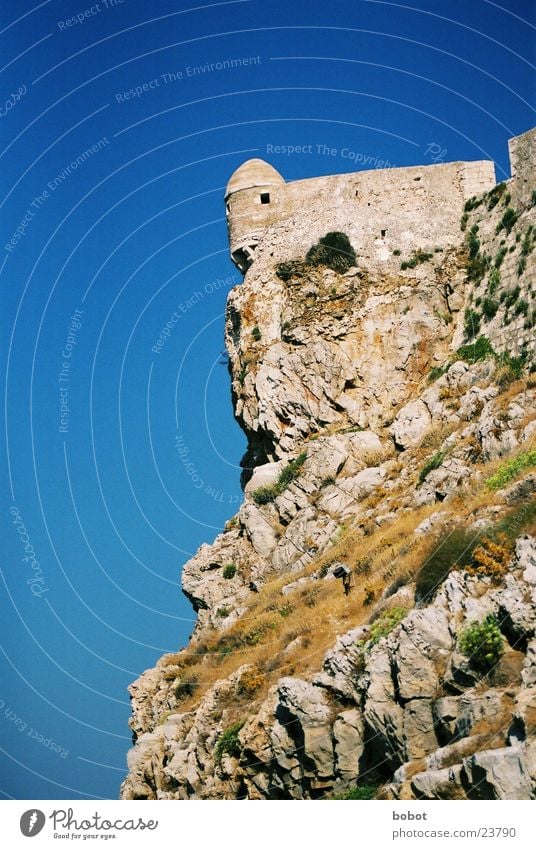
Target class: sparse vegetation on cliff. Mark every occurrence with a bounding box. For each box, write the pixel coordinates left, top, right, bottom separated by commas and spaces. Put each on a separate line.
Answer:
251, 451, 307, 504
485, 450, 536, 490
222, 563, 237, 579
214, 722, 244, 763
306, 231, 357, 272
122, 133, 536, 803
458, 615, 504, 673
400, 249, 433, 270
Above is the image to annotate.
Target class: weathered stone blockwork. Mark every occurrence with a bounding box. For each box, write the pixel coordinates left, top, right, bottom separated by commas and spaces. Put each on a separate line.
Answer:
462, 129, 536, 360
226, 157, 496, 274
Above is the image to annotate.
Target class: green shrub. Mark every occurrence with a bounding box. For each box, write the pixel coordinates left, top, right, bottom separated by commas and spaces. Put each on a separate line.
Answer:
306, 232, 356, 272
415, 529, 479, 603
486, 182, 507, 210
514, 298, 528, 316
334, 783, 380, 800
496, 207, 518, 234
222, 563, 237, 579
494, 248, 507, 269
392, 248, 401, 256
455, 336, 495, 364
400, 249, 433, 270
174, 674, 199, 701
419, 451, 446, 483
488, 266, 500, 294
251, 484, 279, 505
460, 212, 468, 231
252, 326, 261, 341
278, 451, 307, 486
467, 252, 489, 284
504, 286, 521, 309
428, 365, 448, 383
464, 196, 483, 212
481, 297, 499, 321
520, 228, 534, 259
485, 450, 536, 490
251, 452, 307, 504
367, 607, 408, 647
531, 190, 536, 207
463, 308, 481, 339
458, 615, 504, 673
498, 348, 527, 382
214, 722, 244, 763
468, 231, 480, 259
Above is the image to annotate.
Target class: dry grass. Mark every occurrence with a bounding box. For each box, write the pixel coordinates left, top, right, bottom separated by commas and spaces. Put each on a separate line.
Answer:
161, 505, 439, 715
158, 427, 536, 722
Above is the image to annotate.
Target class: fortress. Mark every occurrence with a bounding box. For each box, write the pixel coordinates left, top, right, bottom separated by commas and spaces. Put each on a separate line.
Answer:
225, 129, 535, 274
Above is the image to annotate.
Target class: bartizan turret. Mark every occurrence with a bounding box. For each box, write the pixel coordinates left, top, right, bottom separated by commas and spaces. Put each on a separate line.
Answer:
225, 158, 285, 272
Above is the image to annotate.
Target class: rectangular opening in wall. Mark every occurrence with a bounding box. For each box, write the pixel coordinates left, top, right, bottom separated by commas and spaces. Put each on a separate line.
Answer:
381, 229, 386, 238
260, 192, 270, 204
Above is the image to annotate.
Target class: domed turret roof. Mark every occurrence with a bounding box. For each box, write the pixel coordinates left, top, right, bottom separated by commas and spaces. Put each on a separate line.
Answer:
225, 159, 284, 198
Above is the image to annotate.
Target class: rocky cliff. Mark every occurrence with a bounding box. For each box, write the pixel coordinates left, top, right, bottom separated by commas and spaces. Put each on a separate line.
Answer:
121, 133, 536, 801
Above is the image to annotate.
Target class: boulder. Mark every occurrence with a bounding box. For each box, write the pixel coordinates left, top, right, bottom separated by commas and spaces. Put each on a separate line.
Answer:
462, 746, 535, 800
391, 400, 432, 450
333, 709, 365, 778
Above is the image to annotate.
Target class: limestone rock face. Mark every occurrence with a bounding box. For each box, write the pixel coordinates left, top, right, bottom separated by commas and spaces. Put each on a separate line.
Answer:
226, 257, 464, 466
121, 537, 536, 800
122, 134, 536, 801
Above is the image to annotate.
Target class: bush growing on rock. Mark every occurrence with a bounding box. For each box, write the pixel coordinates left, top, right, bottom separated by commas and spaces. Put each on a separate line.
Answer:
455, 335, 495, 364
458, 615, 504, 672
214, 722, 244, 763
485, 450, 536, 490
305, 231, 356, 272
174, 674, 199, 701
496, 207, 518, 234
482, 297, 499, 321
222, 563, 237, 579
464, 535, 511, 581
251, 452, 307, 504
418, 450, 446, 483
367, 606, 409, 647
333, 782, 380, 800
463, 308, 481, 339
400, 249, 433, 270
237, 666, 265, 697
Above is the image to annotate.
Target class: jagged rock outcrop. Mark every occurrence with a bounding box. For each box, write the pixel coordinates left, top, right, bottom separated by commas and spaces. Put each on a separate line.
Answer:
121, 132, 536, 801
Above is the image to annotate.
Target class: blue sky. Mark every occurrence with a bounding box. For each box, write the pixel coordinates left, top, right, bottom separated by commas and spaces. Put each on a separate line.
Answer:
0, 0, 534, 800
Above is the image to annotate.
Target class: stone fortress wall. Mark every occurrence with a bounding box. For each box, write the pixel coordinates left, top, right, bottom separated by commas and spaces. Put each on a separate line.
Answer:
463, 128, 536, 359
225, 154, 496, 273
225, 129, 535, 362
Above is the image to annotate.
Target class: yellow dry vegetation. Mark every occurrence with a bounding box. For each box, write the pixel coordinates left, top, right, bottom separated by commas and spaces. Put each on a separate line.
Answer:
160, 431, 536, 719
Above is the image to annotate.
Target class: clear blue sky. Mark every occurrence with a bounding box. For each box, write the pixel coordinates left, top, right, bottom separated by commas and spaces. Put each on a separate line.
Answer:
1, 0, 534, 800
